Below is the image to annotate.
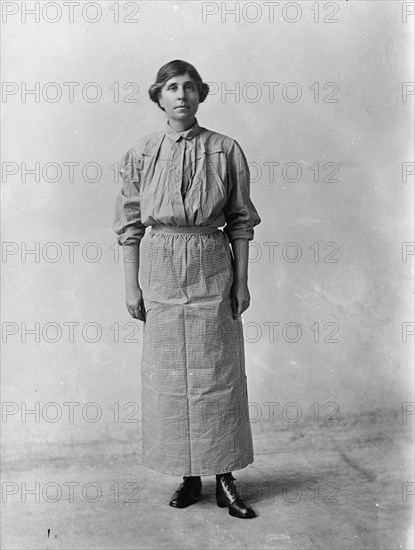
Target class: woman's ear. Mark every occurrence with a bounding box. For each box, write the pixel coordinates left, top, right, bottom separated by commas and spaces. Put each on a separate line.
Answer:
158, 96, 165, 111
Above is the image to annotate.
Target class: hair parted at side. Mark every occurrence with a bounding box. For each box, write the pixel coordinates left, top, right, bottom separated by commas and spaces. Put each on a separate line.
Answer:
148, 60, 210, 110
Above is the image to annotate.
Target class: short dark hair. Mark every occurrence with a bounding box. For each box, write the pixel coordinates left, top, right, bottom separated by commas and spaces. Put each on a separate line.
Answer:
148, 60, 210, 110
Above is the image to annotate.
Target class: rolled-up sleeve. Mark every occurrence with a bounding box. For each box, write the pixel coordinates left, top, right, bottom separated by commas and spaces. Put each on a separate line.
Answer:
113, 147, 146, 246
223, 140, 261, 243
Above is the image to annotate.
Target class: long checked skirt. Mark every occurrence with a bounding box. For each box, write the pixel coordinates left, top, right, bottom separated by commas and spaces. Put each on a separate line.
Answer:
138, 225, 254, 476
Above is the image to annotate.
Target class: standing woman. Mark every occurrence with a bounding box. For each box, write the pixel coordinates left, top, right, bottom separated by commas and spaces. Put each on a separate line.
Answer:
114, 60, 261, 519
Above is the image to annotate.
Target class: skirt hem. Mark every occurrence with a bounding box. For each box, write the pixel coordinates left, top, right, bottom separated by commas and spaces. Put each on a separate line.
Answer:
141, 456, 254, 477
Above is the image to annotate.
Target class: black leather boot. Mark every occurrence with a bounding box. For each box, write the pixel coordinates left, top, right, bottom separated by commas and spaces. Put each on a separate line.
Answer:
169, 476, 202, 508
216, 473, 256, 519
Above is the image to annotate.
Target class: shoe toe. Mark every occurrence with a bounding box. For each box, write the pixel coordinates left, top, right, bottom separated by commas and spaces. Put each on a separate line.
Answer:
229, 500, 257, 519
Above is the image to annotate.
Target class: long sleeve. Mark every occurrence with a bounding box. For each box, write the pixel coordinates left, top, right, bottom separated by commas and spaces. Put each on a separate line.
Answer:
223, 140, 261, 243
113, 147, 146, 246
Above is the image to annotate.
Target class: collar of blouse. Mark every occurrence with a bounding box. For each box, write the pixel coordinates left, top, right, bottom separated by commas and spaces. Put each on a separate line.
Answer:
165, 118, 202, 142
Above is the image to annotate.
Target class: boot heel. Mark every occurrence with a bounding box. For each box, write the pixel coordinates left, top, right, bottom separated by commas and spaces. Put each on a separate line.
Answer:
216, 495, 227, 508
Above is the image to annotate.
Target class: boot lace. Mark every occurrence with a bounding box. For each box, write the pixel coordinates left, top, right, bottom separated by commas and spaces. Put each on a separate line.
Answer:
221, 474, 240, 499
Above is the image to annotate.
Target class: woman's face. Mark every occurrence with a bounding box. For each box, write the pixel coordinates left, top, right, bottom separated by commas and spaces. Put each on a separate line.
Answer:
158, 73, 200, 123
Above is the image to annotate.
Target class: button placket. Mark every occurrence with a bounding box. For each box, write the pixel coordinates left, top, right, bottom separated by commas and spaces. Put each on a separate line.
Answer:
182, 137, 197, 200
172, 138, 187, 224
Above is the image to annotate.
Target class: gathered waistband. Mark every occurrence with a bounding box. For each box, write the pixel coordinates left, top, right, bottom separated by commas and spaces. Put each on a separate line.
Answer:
150, 225, 219, 235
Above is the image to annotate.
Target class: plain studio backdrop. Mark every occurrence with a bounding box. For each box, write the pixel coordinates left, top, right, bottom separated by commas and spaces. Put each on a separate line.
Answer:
1, 0, 413, 480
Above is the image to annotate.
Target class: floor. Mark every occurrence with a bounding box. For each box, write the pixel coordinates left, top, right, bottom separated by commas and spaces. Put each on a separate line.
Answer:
2, 409, 413, 549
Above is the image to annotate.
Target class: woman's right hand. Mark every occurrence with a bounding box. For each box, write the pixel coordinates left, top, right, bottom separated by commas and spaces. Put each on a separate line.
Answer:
126, 286, 146, 322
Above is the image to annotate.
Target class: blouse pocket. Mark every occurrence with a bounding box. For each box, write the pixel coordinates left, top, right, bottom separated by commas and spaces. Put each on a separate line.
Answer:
201, 147, 226, 186
193, 147, 227, 219
140, 140, 173, 217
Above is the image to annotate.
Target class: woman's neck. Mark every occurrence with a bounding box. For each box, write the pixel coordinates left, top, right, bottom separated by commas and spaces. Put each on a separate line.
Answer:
167, 117, 196, 133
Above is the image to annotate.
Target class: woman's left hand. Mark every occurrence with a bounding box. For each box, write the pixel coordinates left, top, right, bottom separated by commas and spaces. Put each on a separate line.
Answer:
231, 280, 250, 320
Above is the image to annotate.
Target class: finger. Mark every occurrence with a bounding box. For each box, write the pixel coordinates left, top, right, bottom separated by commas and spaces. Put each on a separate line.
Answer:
232, 298, 238, 319
238, 300, 249, 317
139, 301, 146, 321
235, 295, 244, 317
128, 307, 140, 320
132, 309, 145, 321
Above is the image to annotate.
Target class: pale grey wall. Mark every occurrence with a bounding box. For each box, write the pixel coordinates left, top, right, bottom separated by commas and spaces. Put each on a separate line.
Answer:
2, 1, 414, 456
